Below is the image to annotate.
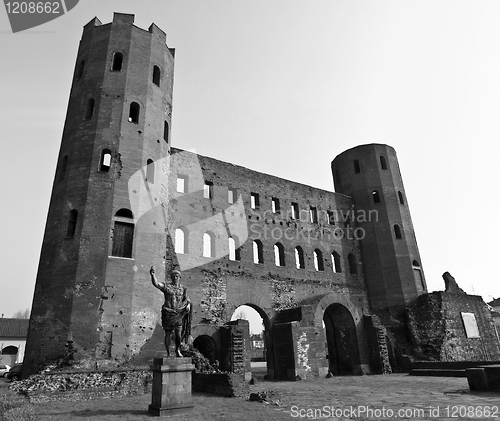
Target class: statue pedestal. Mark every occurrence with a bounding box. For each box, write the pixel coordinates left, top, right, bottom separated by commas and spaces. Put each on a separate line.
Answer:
148, 357, 195, 417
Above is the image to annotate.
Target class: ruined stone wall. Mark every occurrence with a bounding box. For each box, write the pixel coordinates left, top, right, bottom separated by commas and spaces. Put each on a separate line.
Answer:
408, 292, 500, 362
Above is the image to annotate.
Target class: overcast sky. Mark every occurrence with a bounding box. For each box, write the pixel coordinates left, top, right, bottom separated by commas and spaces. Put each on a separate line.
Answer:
1, 1, 499, 318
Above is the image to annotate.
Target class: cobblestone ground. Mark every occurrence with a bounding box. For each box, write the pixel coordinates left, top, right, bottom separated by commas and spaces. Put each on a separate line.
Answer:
19, 374, 500, 420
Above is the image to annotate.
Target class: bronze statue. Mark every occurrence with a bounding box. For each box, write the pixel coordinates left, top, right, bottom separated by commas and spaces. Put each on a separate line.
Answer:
150, 266, 192, 357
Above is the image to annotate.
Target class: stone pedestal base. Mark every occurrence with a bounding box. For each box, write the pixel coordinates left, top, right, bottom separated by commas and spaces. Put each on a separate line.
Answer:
148, 357, 195, 417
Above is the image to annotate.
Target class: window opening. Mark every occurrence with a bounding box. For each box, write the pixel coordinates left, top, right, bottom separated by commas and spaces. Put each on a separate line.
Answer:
310, 207, 318, 223
65, 209, 78, 238
175, 227, 187, 254
228, 188, 237, 204
129, 102, 140, 123
394, 224, 402, 239
112, 52, 123, 71
295, 246, 305, 269
272, 198, 280, 213
274, 243, 285, 267
164, 121, 169, 143
291, 202, 299, 219
332, 251, 342, 273
146, 159, 155, 183
85, 98, 95, 120
203, 232, 215, 258
354, 159, 361, 174
253, 240, 264, 264
177, 176, 187, 193
398, 191, 405, 205
380, 155, 388, 170
153, 65, 161, 86
250, 193, 260, 209
99, 149, 111, 172
372, 190, 381, 203
204, 181, 213, 199
229, 236, 241, 261
314, 249, 324, 271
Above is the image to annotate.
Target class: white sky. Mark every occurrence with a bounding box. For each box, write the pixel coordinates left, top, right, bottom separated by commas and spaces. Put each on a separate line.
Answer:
1, 1, 499, 318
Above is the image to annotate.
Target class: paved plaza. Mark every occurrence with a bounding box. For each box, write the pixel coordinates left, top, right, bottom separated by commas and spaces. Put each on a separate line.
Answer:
17, 373, 499, 421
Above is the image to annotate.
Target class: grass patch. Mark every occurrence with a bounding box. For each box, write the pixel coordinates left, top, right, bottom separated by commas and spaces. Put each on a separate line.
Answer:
0, 390, 38, 421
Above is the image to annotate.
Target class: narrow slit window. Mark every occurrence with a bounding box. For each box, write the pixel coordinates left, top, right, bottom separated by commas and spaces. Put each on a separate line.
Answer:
398, 191, 405, 205
99, 149, 112, 172
129, 102, 140, 124
274, 243, 285, 267
394, 224, 402, 239
146, 159, 155, 183
204, 181, 213, 199
291, 202, 299, 219
332, 251, 342, 273
372, 190, 381, 204
85, 98, 95, 120
163, 121, 169, 143
253, 240, 264, 264
380, 155, 388, 170
314, 249, 324, 271
250, 193, 260, 209
295, 246, 305, 269
65, 209, 78, 238
354, 159, 361, 174
152, 65, 161, 86
112, 52, 123, 71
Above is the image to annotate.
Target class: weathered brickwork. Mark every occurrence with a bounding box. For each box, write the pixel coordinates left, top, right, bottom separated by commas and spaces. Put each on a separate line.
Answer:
23, 13, 500, 381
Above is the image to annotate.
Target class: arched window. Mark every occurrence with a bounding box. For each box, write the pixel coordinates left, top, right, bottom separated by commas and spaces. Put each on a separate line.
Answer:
99, 149, 111, 172
129, 102, 140, 124
314, 249, 324, 271
380, 155, 388, 170
112, 209, 134, 258
353, 159, 361, 174
164, 121, 169, 143
398, 191, 405, 205
203, 232, 215, 258
229, 236, 241, 261
112, 52, 123, 71
85, 98, 95, 120
58, 155, 68, 181
295, 246, 305, 269
153, 65, 161, 86
274, 243, 285, 267
348, 254, 357, 275
115, 208, 133, 218
331, 251, 342, 273
175, 227, 188, 254
65, 209, 78, 238
253, 240, 263, 264
372, 190, 381, 204
146, 159, 155, 183
394, 224, 402, 239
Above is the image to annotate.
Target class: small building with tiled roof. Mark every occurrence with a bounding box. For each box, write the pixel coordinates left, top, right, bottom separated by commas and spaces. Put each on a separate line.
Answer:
0, 318, 29, 366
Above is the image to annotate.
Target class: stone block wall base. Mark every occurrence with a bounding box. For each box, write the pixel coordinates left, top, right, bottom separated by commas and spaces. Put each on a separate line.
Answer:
149, 357, 195, 417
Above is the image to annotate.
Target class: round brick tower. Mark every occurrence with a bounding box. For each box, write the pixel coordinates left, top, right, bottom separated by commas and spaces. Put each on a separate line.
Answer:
331, 144, 427, 315
24, 13, 174, 374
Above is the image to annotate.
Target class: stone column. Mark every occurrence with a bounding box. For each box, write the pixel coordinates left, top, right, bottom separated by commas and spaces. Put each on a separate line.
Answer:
148, 357, 195, 417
